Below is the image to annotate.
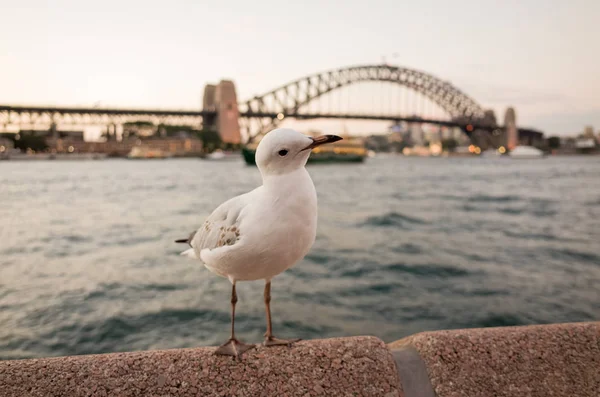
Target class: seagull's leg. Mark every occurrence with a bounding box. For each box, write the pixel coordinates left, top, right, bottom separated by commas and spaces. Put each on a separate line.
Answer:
214, 282, 255, 358
263, 280, 301, 347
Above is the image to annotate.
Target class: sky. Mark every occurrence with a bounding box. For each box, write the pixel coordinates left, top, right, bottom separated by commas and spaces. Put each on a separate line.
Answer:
1, 0, 598, 137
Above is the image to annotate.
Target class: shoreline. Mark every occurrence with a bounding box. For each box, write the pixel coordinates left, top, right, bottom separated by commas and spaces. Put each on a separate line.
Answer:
2, 152, 599, 161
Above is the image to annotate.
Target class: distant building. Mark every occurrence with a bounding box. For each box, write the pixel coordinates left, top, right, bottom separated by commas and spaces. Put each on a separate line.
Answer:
364, 134, 391, 152
583, 125, 594, 139
561, 137, 576, 151
423, 128, 434, 143
424, 126, 442, 143
409, 122, 424, 145
43, 137, 203, 157
0, 132, 16, 140
518, 129, 545, 147
58, 130, 84, 140
388, 122, 410, 145
453, 127, 468, 144
18, 129, 53, 138
483, 109, 498, 126
389, 123, 404, 134
470, 129, 492, 150
123, 122, 156, 139
0, 137, 14, 154
18, 128, 84, 140
440, 127, 453, 140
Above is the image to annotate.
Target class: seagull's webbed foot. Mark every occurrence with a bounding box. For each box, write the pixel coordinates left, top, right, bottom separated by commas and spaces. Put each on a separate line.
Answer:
214, 338, 255, 358
263, 335, 301, 347
262, 281, 301, 348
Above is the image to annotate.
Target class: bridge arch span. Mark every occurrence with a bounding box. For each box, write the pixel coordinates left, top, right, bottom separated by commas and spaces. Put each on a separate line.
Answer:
239, 64, 486, 138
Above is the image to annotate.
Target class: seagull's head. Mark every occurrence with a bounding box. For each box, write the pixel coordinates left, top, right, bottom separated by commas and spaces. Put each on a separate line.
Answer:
255, 128, 342, 176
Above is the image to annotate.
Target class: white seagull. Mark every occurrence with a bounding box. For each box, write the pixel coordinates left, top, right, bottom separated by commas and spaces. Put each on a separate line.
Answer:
176, 128, 342, 358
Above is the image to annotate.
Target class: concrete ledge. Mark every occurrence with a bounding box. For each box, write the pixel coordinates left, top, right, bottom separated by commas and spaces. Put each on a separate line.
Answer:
389, 321, 600, 397
1, 322, 599, 396
0, 336, 402, 397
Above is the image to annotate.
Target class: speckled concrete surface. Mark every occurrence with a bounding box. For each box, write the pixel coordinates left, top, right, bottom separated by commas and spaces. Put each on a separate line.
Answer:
389, 321, 600, 397
0, 336, 402, 397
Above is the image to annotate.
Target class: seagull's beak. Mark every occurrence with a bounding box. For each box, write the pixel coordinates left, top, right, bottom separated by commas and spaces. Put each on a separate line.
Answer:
301, 135, 343, 151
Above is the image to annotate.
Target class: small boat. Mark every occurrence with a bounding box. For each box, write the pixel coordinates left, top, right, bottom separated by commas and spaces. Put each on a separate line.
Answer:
205, 149, 240, 161
508, 146, 545, 159
127, 146, 170, 159
241, 137, 367, 165
401, 146, 432, 157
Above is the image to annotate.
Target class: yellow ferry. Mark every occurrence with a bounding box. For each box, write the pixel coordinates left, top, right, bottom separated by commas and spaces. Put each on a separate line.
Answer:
242, 135, 367, 165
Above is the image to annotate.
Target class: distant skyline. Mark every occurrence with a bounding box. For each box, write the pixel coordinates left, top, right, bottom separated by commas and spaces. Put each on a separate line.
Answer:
1, 0, 599, 136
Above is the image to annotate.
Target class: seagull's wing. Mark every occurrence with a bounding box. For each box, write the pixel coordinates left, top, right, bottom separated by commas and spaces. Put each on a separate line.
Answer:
176, 190, 255, 260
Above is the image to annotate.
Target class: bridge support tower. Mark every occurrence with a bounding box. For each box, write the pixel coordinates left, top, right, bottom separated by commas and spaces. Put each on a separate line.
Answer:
504, 107, 517, 149
202, 80, 241, 145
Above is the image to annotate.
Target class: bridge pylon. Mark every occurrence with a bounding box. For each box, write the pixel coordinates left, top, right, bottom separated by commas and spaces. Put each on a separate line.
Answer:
202, 80, 242, 145
202, 84, 217, 130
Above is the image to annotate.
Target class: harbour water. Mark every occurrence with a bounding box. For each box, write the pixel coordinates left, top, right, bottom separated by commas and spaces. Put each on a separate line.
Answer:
1, 155, 599, 360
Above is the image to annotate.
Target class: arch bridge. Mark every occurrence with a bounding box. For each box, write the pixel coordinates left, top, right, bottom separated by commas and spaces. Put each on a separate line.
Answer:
234, 64, 505, 142
1, 64, 538, 146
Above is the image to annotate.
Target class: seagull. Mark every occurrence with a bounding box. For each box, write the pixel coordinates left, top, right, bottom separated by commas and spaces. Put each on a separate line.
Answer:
175, 128, 342, 358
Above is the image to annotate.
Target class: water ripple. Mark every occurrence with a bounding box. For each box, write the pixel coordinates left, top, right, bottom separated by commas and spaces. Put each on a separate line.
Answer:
468, 194, 521, 203
385, 262, 473, 277
361, 211, 427, 228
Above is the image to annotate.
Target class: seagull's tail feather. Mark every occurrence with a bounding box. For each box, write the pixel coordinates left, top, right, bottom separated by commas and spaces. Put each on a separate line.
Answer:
180, 248, 197, 258
174, 230, 197, 247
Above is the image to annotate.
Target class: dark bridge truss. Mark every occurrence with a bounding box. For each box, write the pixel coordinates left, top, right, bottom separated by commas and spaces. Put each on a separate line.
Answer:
0, 105, 211, 129
0, 105, 497, 141
238, 64, 488, 140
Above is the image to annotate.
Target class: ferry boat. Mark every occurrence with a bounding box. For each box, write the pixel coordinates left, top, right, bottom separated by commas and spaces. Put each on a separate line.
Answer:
508, 146, 545, 159
241, 136, 367, 165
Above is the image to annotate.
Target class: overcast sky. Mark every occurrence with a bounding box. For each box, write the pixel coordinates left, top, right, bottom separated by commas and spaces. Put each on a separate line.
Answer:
1, 0, 598, 136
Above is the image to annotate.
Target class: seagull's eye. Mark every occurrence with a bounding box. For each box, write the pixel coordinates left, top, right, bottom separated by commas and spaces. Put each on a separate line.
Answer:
278, 149, 289, 157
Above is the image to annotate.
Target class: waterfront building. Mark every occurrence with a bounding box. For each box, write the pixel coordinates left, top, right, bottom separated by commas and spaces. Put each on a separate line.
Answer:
583, 126, 594, 139
122, 122, 156, 139
0, 137, 13, 153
